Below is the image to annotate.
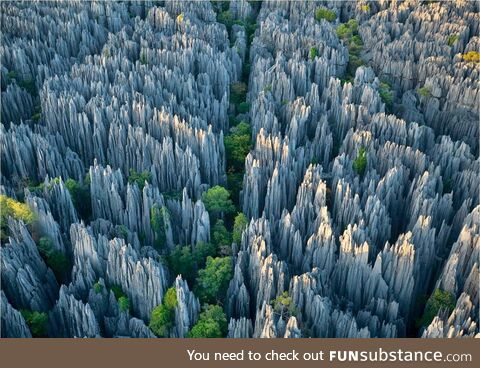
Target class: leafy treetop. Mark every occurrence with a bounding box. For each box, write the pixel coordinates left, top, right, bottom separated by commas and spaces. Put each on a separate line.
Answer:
194, 256, 232, 304
188, 304, 227, 338
201, 186, 236, 219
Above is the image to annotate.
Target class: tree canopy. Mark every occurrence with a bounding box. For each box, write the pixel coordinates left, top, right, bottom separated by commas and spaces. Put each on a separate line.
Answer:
188, 304, 227, 338
149, 287, 177, 337
201, 186, 235, 219
232, 213, 248, 245
353, 147, 367, 176
194, 256, 232, 304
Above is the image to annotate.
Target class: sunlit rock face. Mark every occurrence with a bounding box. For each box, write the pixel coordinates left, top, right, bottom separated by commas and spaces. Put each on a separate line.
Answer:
1, 0, 478, 339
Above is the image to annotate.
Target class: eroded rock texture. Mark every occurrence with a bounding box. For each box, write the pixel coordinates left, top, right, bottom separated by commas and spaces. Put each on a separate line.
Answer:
1, 0, 478, 339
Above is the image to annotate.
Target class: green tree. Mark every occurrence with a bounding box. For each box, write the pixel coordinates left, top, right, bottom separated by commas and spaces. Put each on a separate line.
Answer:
65, 177, 92, 220
195, 257, 232, 304
237, 101, 251, 114
149, 287, 177, 337
193, 242, 217, 268
1, 195, 35, 240
201, 186, 235, 219
447, 34, 458, 46
188, 304, 227, 338
150, 205, 170, 251
110, 285, 126, 300
93, 281, 103, 294
20, 310, 48, 337
309, 47, 319, 60
315, 7, 336, 22
212, 219, 232, 256
378, 81, 394, 110
232, 213, 248, 244
37, 236, 69, 281
353, 147, 367, 176
271, 291, 297, 321
168, 245, 196, 284
417, 86, 431, 98
163, 287, 178, 310
128, 169, 152, 191
225, 133, 251, 172
118, 296, 131, 312
230, 82, 247, 104
419, 289, 456, 327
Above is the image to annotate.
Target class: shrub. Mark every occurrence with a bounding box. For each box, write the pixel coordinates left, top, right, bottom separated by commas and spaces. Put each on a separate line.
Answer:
353, 147, 367, 176
230, 82, 247, 104
309, 47, 319, 60
168, 245, 196, 283
163, 287, 178, 310
417, 86, 431, 98
195, 256, 232, 304
336, 24, 351, 39
1, 195, 35, 241
118, 296, 131, 312
232, 213, 248, 245
65, 177, 91, 220
117, 225, 128, 240
46, 250, 69, 280
18, 78, 37, 96
442, 178, 453, 194
20, 310, 48, 337
360, 4, 370, 12
188, 304, 227, 338
150, 205, 170, 251
31, 112, 41, 122
149, 304, 173, 337
162, 189, 183, 201
447, 34, 458, 46
271, 291, 297, 321
140, 52, 147, 65
149, 287, 177, 337
378, 81, 394, 109
128, 169, 151, 191
93, 281, 103, 294
419, 289, 456, 327
201, 186, 236, 219
462, 51, 480, 63
0, 195, 35, 224
315, 7, 336, 22
237, 101, 251, 114
224, 127, 252, 173
192, 242, 217, 268
110, 285, 126, 300
212, 219, 232, 256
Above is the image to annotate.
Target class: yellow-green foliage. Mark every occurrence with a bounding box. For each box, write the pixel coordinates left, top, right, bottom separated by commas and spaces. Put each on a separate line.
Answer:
0, 195, 35, 224
462, 51, 480, 63
360, 4, 370, 12
1, 195, 35, 240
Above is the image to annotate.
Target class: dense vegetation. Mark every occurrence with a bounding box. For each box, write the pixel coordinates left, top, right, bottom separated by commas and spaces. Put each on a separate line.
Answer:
419, 289, 456, 328
149, 287, 178, 337
188, 304, 227, 338
20, 310, 48, 337
0, 195, 35, 241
